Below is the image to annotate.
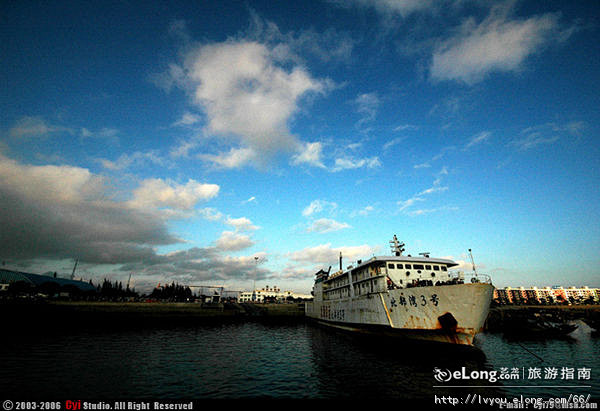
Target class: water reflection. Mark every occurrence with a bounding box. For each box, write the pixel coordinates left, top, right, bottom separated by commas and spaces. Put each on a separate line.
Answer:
0, 321, 596, 400
306, 324, 503, 400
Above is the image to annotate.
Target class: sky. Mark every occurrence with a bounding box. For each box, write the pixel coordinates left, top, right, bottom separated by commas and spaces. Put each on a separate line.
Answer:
1, 0, 599, 294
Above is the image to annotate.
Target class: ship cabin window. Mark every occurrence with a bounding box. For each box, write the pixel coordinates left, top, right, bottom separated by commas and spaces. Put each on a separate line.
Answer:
425, 265, 431, 270
397, 263, 403, 269
441, 266, 447, 271
405, 264, 411, 269
387, 263, 394, 269
414, 264, 424, 270
433, 266, 440, 271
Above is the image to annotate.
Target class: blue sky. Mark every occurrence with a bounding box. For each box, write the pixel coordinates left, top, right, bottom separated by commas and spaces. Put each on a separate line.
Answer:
1, 0, 598, 293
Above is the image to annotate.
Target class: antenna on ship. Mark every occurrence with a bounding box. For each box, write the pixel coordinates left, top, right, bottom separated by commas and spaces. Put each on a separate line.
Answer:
389, 235, 405, 256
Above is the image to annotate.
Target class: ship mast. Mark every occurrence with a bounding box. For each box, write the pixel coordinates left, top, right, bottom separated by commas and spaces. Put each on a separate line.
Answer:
389, 235, 405, 256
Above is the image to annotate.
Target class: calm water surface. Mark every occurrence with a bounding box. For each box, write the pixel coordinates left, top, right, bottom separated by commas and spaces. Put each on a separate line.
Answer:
1, 320, 598, 400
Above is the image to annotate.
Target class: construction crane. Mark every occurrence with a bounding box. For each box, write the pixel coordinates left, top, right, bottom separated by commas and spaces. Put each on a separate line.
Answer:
468, 249, 480, 283
70, 258, 78, 280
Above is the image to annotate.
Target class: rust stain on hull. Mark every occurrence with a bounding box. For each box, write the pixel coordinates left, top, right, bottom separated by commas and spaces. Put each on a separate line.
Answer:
397, 312, 475, 345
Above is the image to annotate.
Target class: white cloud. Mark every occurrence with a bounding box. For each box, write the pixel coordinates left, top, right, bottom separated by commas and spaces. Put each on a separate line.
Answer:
397, 197, 425, 212
417, 177, 448, 195
0, 154, 104, 204
225, 217, 259, 231
394, 124, 419, 131
302, 200, 338, 217
510, 121, 585, 151
288, 242, 379, 265
0, 153, 275, 286
0, 153, 180, 265
9, 116, 70, 139
248, 10, 355, 63
332, 156, 381, 172
398, 171, 450, 214
511, 132, 559, 151
340, 0, 435, 17
170, 138, 200, 158
99, 150, 165, 171
176, 39, 328, 168
173, 112, 202, 126
413, 161, 432, 169
81, 127, 119, 140
354, 92, 379, 127
407, 206, 459, 216
215, 231, 255, 251
292, 141, 326, 168
129, 178, 219, 211
306, 218, 351, 233
464, 131, 492, 150
197, 147, 256, 169
413, 147, 454, 169
430, 5, 563, 84
352, 205, 375, 217
383, 136, 408, 151
197, 207, 223, 221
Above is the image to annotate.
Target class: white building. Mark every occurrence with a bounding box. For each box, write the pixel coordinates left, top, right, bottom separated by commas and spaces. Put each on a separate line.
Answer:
237, 285, 312, 303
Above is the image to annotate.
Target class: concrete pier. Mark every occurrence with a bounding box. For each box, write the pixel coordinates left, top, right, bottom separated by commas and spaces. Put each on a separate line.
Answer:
2, 300, 306, 331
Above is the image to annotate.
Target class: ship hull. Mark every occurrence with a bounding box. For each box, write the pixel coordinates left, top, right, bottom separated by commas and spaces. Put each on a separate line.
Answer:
306, 283, 494, 346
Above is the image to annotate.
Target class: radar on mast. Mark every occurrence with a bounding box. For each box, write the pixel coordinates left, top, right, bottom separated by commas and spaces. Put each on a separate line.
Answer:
389, 235, 405, 256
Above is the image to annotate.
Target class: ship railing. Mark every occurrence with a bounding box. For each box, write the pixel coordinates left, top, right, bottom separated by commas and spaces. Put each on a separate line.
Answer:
450, 271, 492, 284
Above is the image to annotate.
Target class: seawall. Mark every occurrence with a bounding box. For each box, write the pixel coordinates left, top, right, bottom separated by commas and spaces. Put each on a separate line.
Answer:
3, 301, 306, 332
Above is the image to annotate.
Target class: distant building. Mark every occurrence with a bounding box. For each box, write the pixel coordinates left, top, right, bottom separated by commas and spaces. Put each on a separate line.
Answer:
238, 285, 312, 303
493, 286, 600, 305
0, 268, 96, 295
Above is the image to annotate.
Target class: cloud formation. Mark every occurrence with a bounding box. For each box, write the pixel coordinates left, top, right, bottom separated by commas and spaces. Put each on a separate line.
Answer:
397, 171, 450, 215
173, 39, 329, 168
306, 218, 351, 234
0, 154, 179, 265
215, 231, 255, 251
128, 178, 219, 211
430, 5, 563, 84
8, 116, 67, 139
288, 243, 379, 266
338, 0, 435, 18
0, 153, 274, 289
302, 199, 338, 217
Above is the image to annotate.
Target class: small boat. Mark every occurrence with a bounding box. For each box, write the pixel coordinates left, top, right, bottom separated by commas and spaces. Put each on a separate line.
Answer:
503, 316, 577, 339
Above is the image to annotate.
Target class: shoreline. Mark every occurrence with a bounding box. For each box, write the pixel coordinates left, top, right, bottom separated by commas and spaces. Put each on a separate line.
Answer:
4, 300, 306, 331
5, 300, 600, 332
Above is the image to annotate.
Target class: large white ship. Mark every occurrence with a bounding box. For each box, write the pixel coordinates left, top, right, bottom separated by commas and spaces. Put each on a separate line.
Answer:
305, 236, 494, 346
